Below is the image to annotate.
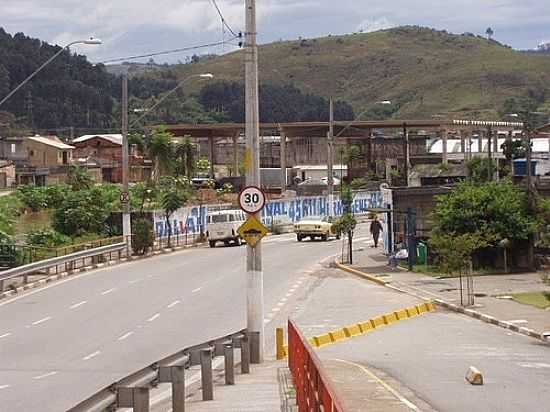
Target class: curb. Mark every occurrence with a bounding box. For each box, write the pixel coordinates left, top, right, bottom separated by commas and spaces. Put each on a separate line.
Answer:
334, 261, 387, 286
335, 261, 548, 343
0, 242, 207, 301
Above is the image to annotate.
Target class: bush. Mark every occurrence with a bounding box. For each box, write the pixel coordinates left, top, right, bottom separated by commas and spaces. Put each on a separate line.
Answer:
26, 229, 70, 248
132, 218, 154, 255
17, 185, 47, 211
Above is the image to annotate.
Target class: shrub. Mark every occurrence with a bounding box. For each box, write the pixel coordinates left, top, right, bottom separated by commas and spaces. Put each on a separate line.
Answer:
132, 218, 154, 255
17, 185, 47, 211
26, 229, 70, 248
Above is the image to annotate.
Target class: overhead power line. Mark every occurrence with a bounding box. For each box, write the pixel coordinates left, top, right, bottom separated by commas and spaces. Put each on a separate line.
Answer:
210, 0, 240, 38
99, 37, 238, 64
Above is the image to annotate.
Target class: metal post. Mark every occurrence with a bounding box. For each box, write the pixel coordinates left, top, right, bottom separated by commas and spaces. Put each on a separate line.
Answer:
487, 126, 492, 181
241, 334, 251, 374
245, 0, 264, 364
200, 348, 213, 401
280, 129, 287, 192
208, 135, 216, 179
122, 73, 132, 251
442, 129, 448, 165
403, 124, 409, 185
233, 132, 239, 177
224, 344, 235, 385
327, 98, 334, 217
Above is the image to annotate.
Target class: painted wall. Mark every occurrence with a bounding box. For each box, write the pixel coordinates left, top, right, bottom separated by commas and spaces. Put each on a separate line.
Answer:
154, 190, 382, 238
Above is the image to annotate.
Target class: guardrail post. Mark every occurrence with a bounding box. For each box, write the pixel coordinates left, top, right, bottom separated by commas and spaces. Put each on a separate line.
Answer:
0, 279, 4, 293
224, 343, 235, 385
117, 387, 150, 412
250, 331, 260, 364
241, 334, 250, 374
159, 365, 186, 412
200, 348, 214, 401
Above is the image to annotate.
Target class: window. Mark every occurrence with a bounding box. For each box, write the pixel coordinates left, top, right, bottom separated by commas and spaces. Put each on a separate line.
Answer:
212, 214, 229, 223
29, 150, 34, 156
10, 144, 15, 154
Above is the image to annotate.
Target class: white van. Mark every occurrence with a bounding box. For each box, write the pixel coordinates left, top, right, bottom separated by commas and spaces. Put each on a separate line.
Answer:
206, 210, 247, 247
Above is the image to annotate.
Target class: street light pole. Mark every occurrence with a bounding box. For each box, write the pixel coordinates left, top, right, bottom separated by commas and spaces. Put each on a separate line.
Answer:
121, 73, 131, 247
0, 38, 102, 108
327, 97, 334, 217
245, 0, 264, 363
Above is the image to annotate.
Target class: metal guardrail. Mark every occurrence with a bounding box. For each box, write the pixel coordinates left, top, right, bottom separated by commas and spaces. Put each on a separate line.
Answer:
288, 319, 346, 412
0, 242, 127, 293
68, 329, 249, 412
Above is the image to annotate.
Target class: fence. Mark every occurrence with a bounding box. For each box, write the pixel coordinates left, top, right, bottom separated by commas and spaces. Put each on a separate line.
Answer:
0, 242, 127, 293
288, 319, 346, 412
68, 329, 250, 412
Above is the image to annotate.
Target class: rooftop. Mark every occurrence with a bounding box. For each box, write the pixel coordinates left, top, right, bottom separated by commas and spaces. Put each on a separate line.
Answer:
27, 135, 74, 150
73, 134, 123, 146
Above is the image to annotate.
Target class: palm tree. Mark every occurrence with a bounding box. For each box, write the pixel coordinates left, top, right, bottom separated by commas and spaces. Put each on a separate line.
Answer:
161, 189, 186, 248
148, 127, 174, 180
174, 137, 196, 177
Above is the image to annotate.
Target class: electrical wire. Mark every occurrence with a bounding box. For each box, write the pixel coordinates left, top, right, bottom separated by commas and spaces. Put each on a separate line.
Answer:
209, 0, 239, 38
99, 37, 238, 64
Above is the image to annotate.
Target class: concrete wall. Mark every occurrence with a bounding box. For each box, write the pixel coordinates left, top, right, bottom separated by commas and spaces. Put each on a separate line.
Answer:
25, 140, 72, 167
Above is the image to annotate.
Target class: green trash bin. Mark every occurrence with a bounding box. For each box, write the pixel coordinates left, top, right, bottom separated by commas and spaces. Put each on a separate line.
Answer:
417, 242, 427, 265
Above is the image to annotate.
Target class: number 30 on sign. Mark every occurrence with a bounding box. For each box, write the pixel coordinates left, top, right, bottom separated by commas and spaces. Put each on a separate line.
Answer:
239, 186, 266, 214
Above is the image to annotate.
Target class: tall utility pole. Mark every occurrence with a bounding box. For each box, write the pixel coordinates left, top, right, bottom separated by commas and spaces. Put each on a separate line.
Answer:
327, 97, 334, 216
121, 73, 131, 247
245, 0, 264, 363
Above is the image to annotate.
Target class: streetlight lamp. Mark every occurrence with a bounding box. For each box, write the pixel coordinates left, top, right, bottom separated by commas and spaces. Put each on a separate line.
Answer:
0, 38, 102, 108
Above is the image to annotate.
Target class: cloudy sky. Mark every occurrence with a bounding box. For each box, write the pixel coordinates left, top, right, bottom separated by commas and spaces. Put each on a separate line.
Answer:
1, 0, 549, 64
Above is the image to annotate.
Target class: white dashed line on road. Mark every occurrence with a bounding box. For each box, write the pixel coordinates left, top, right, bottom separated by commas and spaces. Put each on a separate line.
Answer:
82, 351, 101, 361
0, 332, 12, 339
69, 301, 87, 309
101, 288, 115, 295
33, 371, 57, 380
128, 279, 142, 284
167, 300, 181, 308
192, 287, 202, 293
117, 331, 134, 341
0, 385, 10, 390
32, 316, 52, 326
271, 308, 281, 312
147, 313, 160, 322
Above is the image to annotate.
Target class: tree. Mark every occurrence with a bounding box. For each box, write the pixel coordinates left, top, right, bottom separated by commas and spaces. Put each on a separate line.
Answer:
161, 189, 186, 248
486, 27, 494, 40
132, 218, 154, 255
467, 157, 496, 183
174, 138, 196, 177
128, 132, 146, 154
431, 181, 537, 254
335, 184, 357, 263
67, 165, 94, 190
196, 157, 211, 177
429, 232, 488, 276
148, 127, 174, 180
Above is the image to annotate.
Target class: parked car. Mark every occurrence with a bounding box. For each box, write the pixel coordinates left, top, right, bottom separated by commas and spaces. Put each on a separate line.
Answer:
206, 209, 246, 247
294, 216, 340, 242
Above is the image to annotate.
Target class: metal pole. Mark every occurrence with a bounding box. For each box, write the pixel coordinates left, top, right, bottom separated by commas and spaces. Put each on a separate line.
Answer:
280, 129, 286, 192
403, 124, 409, 186
122, 73, 131, 249
327, 98, 334, 217
245, 0, 264, 364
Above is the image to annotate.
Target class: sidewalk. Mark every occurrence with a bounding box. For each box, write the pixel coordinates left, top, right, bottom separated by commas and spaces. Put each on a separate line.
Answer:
350, 246, 550, 335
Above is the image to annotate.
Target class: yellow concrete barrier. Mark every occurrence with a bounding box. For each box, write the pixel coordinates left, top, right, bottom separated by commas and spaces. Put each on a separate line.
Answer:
394, 309, 409, 320
406, 306, 420, 317
383, 313, 398, 325
344, 324, 362, 337
329, 329, 347, 342
371, 316, 385, 328
276, 328, 286, 360
358, 320, 374, 333
416, 303, 428, 314
313, 333, 332, 347
426, 301, 436, 311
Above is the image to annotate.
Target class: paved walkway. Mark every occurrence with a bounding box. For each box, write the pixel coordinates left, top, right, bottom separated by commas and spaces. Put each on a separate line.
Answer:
352, 246, 550, 334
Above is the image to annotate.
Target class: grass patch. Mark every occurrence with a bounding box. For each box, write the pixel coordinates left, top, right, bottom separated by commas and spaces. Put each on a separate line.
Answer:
511, 292, 550, 309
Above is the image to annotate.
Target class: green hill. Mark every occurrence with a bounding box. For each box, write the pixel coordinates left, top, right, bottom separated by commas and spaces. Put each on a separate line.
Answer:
159, 26, 550, 121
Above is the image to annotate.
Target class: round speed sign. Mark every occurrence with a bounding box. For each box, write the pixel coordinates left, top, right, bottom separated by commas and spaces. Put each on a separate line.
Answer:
239, 186, 266, 214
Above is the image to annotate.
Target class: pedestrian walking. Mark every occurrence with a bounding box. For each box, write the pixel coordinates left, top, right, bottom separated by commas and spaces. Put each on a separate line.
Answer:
370, 215, 383, 248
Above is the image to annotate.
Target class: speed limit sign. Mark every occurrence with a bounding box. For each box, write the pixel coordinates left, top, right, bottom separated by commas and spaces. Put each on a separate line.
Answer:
239, 186, 266, 214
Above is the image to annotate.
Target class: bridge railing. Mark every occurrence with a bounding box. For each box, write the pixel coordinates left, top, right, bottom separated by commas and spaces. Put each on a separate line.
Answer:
68, 329, 250, 412
0, 242, 127, 293
288, 319, 346, 412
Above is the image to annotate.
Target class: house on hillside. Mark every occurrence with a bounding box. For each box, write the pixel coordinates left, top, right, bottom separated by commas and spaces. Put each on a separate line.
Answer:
0, 160, 16, 188
17, 135, 74, 185
72, 134, 152, 183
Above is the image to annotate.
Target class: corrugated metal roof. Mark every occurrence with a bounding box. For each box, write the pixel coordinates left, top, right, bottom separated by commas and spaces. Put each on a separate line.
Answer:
27, 136, 74, 150
73, 134, 123, 145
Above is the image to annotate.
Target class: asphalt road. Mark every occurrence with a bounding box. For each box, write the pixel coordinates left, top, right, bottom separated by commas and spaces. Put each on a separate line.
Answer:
0, 227, 371, 411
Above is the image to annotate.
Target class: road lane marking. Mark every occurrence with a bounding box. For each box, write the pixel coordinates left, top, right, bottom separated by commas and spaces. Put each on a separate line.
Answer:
147, 313, 160, 322
192, 287, 202, 293
33, 371, 57, 380
69, 300, 87, 309
82, 351, 101, 361
271, 308, 281, 312
101, 288, 115, 295
32, 316, 52, 326
167, 300, 181, 308
118, 331, 134, 341
331, 359, 419, 411
0, 332, 12, 339
128, 279, 142, 284
277, 301, 285, 306
0, 385, 10, 390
